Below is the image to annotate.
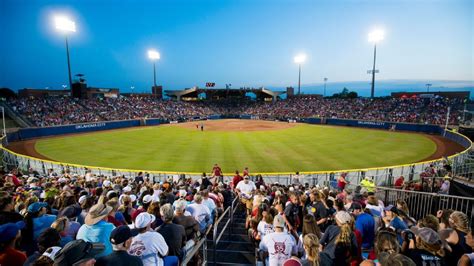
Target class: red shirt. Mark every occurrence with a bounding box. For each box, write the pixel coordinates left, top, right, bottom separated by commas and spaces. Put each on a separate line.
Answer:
394, 177, 404, 188
0, 247, 27, 266
213, 167, 222, 177
337, 177, 347, 190
232, 175, 243, 188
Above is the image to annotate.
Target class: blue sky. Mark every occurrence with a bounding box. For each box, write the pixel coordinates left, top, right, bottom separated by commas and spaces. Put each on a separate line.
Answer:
0, 0, 472, 95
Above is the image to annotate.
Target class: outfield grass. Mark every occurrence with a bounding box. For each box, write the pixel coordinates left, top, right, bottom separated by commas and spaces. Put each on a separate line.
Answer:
34, 123, 437, 173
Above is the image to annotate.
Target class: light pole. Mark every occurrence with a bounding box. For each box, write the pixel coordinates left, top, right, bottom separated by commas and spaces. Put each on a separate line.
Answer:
425, 83, 432, 92
148, 50, 160, 88
323, 77, 328, 97
54, 16, 76, 90
294, 54, 306, 95
368, 29, 384, 98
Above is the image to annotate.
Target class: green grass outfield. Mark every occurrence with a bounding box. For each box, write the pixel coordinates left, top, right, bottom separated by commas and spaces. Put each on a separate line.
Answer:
34, 123, 437, 173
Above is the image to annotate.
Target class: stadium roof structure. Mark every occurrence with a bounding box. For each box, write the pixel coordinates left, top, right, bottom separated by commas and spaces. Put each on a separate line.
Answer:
165, 87, 285, 101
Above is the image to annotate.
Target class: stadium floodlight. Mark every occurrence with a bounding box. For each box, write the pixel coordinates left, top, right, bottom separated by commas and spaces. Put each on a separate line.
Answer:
148, 49, 160, 87
148, 50, 160, 60
294, 54, 306, 64
368, 29, 384, 43
294, 54, 307, 95
54, 15, 76, 91
55, 16, 76, 32
368, 29, 384, 98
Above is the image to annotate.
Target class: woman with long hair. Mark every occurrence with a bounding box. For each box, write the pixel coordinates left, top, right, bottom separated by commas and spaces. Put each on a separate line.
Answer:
22, 202, 56, 255
320, 211, 358, 266
442, 211, 472, 263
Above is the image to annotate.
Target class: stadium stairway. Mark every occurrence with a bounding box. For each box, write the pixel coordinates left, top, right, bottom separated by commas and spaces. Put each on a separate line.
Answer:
206, 211, 255, 266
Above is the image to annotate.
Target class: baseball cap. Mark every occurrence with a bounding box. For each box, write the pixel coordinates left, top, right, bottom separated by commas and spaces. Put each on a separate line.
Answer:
179, 189, 187, 198
335, 211, 352, 225
0, 221, 25, 242
384, 205, 399, 215
349, 202, 362, 212
78, 195, 88, 205
411, 227, 442, 245
42, 246, 62, 261
54, 240, 105, 266
123, 186, 132, 193
110, 225, 139, 245
142, 194, 153, 204
59, 205, 82, 219
102, 180, 111, 187
28, 202, 48, 213
135, 212, 156, 229
273, 215, 286, 228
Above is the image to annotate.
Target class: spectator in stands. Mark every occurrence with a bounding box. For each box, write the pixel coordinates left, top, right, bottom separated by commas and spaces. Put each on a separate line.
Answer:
403, 227, 446, 265
366, 229, 400, 261
235, 176, 256, 215
186, 194, 211, 233
417, 214, 440, 232
50, 217, 73, 247
0, 192, 23, 225
23, 202, 57, 254
58, 204, 82, 239
351, 203, 375, 250
458, 227, 474, 266
394, 176, 405, 189
259, 215, 297, 265
76, 197, 115, 258
201, 190, 217, 221
24, 228, 61, 266
320, 211, 358, 265
301, 233, 332, 266
54, 239, 105, 266
232, 170, 243, 189
129, 212, 168, 266
284, 193, 300, 237
337, 174, 349, 192
95, 225, 142, 266
442, 211, 472, 263
0, 221, 27, 266
382, 205, 408, 244
173, 200, 199, 250
257, 210, 275, 239
156, 204, 186, 261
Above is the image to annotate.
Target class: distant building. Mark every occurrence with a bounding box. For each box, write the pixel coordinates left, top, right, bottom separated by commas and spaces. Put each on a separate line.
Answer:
165, 87, 285, 102
391, 91, 470, 100
18, 88, 70, 98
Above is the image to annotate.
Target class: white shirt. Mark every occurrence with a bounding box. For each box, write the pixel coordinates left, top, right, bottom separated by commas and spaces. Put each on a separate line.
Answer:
129, 231, 168, 266
259, 231, 297, 266
186, 202, 211, 231
236, 181, 256, 197
257, 221, 274, 238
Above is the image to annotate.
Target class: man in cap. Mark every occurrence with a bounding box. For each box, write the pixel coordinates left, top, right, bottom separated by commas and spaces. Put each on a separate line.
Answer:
403, 227, 446, 265
129, 212, 168, 266
95, 225, 142, 266
350, 202, 375, 249
259, 215, 297, 266
76, 197, 115, 257
383, 205, 407, 244
235, 175, 256, 215
0, 221, 27, 265
54, 239, 105, 266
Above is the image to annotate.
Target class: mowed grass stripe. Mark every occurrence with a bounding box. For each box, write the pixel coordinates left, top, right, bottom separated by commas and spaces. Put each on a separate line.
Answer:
34, 123, 437, 173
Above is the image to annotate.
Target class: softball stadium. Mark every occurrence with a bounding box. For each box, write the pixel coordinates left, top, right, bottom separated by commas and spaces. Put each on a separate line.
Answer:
1, 1, 474, 266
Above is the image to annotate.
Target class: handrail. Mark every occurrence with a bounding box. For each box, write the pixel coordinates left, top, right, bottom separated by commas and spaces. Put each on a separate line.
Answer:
212, 196, 238, 265
0, 128, 471, 176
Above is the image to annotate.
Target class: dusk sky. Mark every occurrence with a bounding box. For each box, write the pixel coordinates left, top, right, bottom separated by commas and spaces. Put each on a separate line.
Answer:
0, 0, 473, 94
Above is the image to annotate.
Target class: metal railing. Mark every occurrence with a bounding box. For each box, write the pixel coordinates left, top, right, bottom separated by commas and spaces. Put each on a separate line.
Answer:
374, 186, 474, 224
181, 196, 238, 266
212, 196, 238, 265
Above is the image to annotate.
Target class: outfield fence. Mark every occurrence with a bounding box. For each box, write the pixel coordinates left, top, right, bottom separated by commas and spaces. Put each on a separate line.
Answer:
0, 129, 472, 185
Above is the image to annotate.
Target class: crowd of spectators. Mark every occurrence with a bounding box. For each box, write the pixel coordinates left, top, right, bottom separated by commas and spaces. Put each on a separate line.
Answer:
8, 95, 465, 127
232, 171, 474, 266
0, 164, 473, 266
0, 166, 233, 266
